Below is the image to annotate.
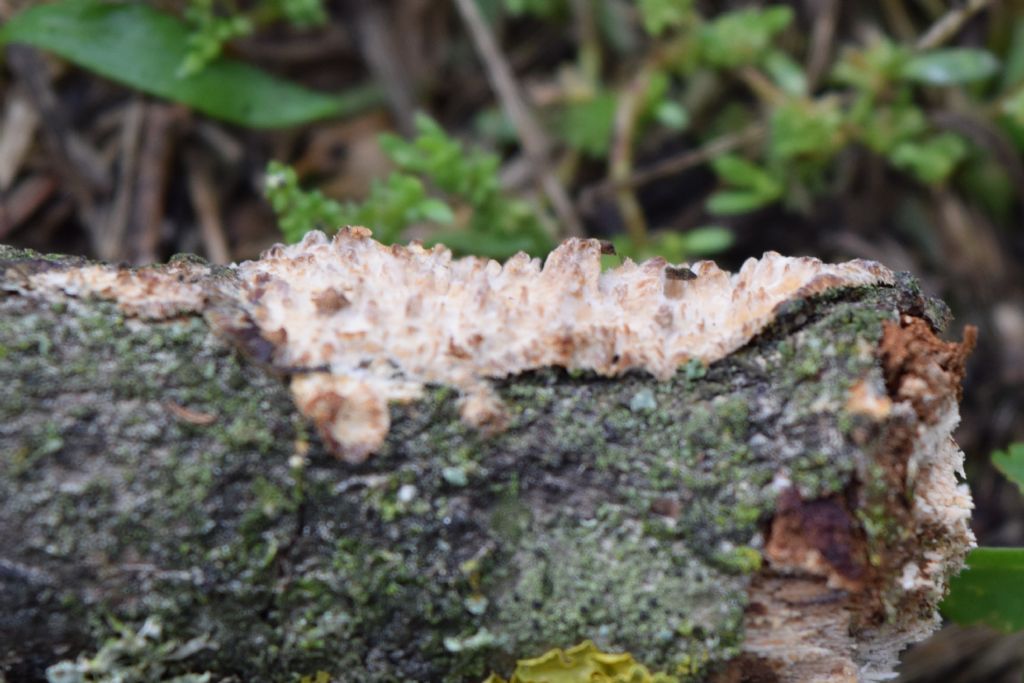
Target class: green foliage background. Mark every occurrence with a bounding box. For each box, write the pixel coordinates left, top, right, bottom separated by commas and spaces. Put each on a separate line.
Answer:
5, 0, 1024, 262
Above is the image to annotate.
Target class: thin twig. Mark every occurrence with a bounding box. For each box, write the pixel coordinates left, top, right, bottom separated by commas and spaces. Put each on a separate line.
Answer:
739, 67, 786, 105
879, 0, 918, 43
130, 103, 187, 263
0, 88, 40, 191
579, 123, 766, 213
609, 67, 654, 245
570, 0, 601, 85
453, 0, 583, 238
102, 98, 145, 262
186, 149, 232, 265
0, 174, 58, 241
6, 45, 109, 254
804, 0, 839, 90
349, 0, 416, 135
916, 0, 992, 50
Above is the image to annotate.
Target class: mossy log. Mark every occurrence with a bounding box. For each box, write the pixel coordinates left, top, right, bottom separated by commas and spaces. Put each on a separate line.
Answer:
0, 243, 975, 683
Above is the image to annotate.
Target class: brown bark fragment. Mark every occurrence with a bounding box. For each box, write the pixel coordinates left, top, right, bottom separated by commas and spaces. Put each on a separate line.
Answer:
764, 491, 867, 592
879, 316, 977, 414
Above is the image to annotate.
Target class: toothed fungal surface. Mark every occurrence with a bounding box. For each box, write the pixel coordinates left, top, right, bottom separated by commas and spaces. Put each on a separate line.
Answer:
233, 229, 893, 460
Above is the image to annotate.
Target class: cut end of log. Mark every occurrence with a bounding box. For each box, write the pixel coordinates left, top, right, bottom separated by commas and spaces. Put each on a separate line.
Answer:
736, 317, 976, 682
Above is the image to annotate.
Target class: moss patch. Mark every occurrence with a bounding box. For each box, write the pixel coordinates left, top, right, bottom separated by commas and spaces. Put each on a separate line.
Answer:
0, 275, 908, 681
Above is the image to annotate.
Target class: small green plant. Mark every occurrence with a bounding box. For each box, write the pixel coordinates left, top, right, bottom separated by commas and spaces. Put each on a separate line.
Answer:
941, 443, 1024, 633
265, 161, 453, 245
615, 5, 1001, 217
265, 113, 554, 258
179, 0, 254, 76
993, 442, 1024, 495
484, 2, 1018, 261
5, 0, 1022, 264
179, 0, 329, 76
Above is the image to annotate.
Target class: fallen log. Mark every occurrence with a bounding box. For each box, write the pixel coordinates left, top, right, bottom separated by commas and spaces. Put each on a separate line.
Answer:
0, 232, 975, 682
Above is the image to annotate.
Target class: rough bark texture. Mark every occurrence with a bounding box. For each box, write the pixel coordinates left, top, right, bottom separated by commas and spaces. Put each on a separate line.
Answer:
0, 246, 973, 683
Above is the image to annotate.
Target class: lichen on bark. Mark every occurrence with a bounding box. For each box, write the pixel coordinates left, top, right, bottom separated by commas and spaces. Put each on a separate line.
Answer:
0, 246, 971, 682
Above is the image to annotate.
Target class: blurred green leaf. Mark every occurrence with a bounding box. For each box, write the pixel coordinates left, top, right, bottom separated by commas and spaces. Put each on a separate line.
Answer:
993, 443, 1024, 495
0, 0, 381, 128
677, 226, 733, 255
553, 93, 617, 157
706, 190, 776, 215
1000, 17, 1024, 92
609, 233, 667, 262
902, 48, 1000, 86
1001, 87, 1024, 128
352, 173, 456, 243
377, 114, 552, 257
942, 547, 1024, 633
941, 448, 1024, 634
711, 154, 782, 196
859, 104, 928, 154
637, 0, 693, 37
418, 199, 457, 224
698, 6, 793, 69
710, 154, 767, 188
427, 230, 544, 260
888, 132, 967, 184
764, 50, 807, 96
832, 38, 909, 92
769, 98, 845, 163
270, 0, 328, 27
503, 0, 566, 18
653, 100, 689, 131
613, 227, 732, 263
704, 100, 757, 139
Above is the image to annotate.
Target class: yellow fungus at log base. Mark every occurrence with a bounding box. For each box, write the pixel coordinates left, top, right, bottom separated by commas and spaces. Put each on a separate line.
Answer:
482, 640, 679, 683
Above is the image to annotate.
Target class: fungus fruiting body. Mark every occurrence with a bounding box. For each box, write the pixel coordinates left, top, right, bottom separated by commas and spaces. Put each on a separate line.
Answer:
233, 229, 892, 460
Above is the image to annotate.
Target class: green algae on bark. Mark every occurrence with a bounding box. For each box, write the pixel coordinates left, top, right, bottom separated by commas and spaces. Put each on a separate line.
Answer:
0, 247, 969, 682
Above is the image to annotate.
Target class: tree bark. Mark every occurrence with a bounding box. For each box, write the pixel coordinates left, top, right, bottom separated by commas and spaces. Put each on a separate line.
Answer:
0, 245, 975, 682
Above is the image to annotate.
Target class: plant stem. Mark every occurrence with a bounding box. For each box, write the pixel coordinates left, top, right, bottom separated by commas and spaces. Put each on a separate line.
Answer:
609, 67, 654, 246
916, 0, 992, 50
453, 0, 583, 238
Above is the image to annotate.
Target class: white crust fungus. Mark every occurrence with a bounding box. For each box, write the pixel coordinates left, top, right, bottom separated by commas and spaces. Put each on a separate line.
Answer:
25, 262, 209, 319
233, 228, 893, 461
